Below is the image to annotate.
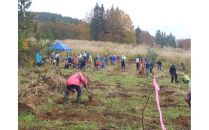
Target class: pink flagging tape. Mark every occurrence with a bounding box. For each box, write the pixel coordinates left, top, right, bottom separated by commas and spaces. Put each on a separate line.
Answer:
153, 75, 166, 130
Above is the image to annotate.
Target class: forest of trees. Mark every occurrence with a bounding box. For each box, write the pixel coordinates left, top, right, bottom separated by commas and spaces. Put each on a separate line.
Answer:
33, 12, 81, 24
18, 0, 191, 52
90, 4, 135, 44
155, 30, 177, 48
177, 39, 191, 50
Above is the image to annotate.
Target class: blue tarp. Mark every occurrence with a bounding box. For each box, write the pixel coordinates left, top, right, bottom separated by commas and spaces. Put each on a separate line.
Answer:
48, 41, 73, 52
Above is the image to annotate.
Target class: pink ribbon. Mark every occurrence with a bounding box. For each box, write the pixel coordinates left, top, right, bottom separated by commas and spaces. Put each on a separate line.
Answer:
153, 75, 166, 130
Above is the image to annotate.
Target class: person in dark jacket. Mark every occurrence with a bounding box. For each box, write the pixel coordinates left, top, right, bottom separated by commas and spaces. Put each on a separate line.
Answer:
169, 64, 178, 83
181, 62, 186, 71
136, 58, 139, 71
64, 58, 69, 68
157, 60, 162, 71
121, 55, 126, 69
145, 62, 150, 76
149, 62, 153, 73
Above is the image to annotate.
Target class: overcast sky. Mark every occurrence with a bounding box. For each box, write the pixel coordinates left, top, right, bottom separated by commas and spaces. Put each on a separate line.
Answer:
29, 0, 191, 39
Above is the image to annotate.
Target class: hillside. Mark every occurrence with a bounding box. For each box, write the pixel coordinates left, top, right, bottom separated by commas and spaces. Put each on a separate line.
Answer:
32, 12, 82, 24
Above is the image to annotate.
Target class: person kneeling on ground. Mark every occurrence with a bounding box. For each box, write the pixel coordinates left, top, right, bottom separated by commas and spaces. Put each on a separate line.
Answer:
182, 74, 190, 84
182, 74, 191, 108
185, 82, 191, 109
64, 71, 88, 107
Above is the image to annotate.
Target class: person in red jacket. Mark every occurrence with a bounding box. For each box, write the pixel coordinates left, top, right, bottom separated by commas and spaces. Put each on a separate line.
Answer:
64, 71, 88, 106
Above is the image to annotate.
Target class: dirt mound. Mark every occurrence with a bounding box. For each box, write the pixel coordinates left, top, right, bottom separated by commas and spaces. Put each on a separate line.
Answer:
18, 102, 34, 114
19, 96, 46, 110
90, 81, 111, 90
159, 87, 175, 96
161, 97, 178, 107
55, 97, 65, 104
106, 91, 131, 99
173, 115, 191, 128
19, 74, 66, 101
43, 75, 66, 92
144, 117, 159, 130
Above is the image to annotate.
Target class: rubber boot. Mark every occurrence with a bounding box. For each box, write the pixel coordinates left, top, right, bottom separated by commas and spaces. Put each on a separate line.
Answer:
76, 95, 81, 107
64, 91, 69, 105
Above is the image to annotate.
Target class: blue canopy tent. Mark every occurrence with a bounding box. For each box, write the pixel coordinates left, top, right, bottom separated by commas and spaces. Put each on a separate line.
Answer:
48, 41, 73, 52
48, 41, 73, 59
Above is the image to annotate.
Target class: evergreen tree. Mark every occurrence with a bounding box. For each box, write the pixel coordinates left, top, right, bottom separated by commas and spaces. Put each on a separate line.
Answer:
155, 30, 176, 47
18, 0, 34, 36
135, 26, 141, 44
90, 3, 101, 40
98, 4, 106, 40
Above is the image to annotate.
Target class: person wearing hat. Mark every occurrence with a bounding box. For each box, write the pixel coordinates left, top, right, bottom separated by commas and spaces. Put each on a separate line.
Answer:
182, 74, 191, 108
182, 74, 190, 84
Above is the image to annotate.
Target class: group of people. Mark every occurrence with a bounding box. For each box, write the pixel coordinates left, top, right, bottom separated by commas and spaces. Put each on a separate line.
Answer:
136, 57, 157, 77
36, 50, 191, 108
63, 52, 127, 71
64, 51, 91, 70
169, 64, 191, 108
36, 49, 129, 71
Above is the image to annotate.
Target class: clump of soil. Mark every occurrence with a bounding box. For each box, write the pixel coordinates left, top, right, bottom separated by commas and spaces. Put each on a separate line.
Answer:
55, 97, 65, 104
18, 102, 34, 114
173, 115, 191, 127
144, 117, 159, 130
90, 81, 111, 90
116, 81, 122, 88
88, 94, 93, 102
161, 97, 178, 107
159, 87, 175, 96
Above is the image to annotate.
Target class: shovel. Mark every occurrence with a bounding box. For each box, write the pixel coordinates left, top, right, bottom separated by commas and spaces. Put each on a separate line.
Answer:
86, 86, 93, 102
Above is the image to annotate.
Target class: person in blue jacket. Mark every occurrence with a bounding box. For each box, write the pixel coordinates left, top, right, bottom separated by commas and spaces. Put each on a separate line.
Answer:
36, 51, 42, 66
112, 55, 117, 66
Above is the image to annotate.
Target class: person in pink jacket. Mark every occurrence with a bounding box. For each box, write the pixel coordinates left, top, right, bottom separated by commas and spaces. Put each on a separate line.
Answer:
64, 71, 88, 106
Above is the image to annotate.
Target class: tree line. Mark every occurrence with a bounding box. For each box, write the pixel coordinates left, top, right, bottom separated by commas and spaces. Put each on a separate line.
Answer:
18, 0, 191, 51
